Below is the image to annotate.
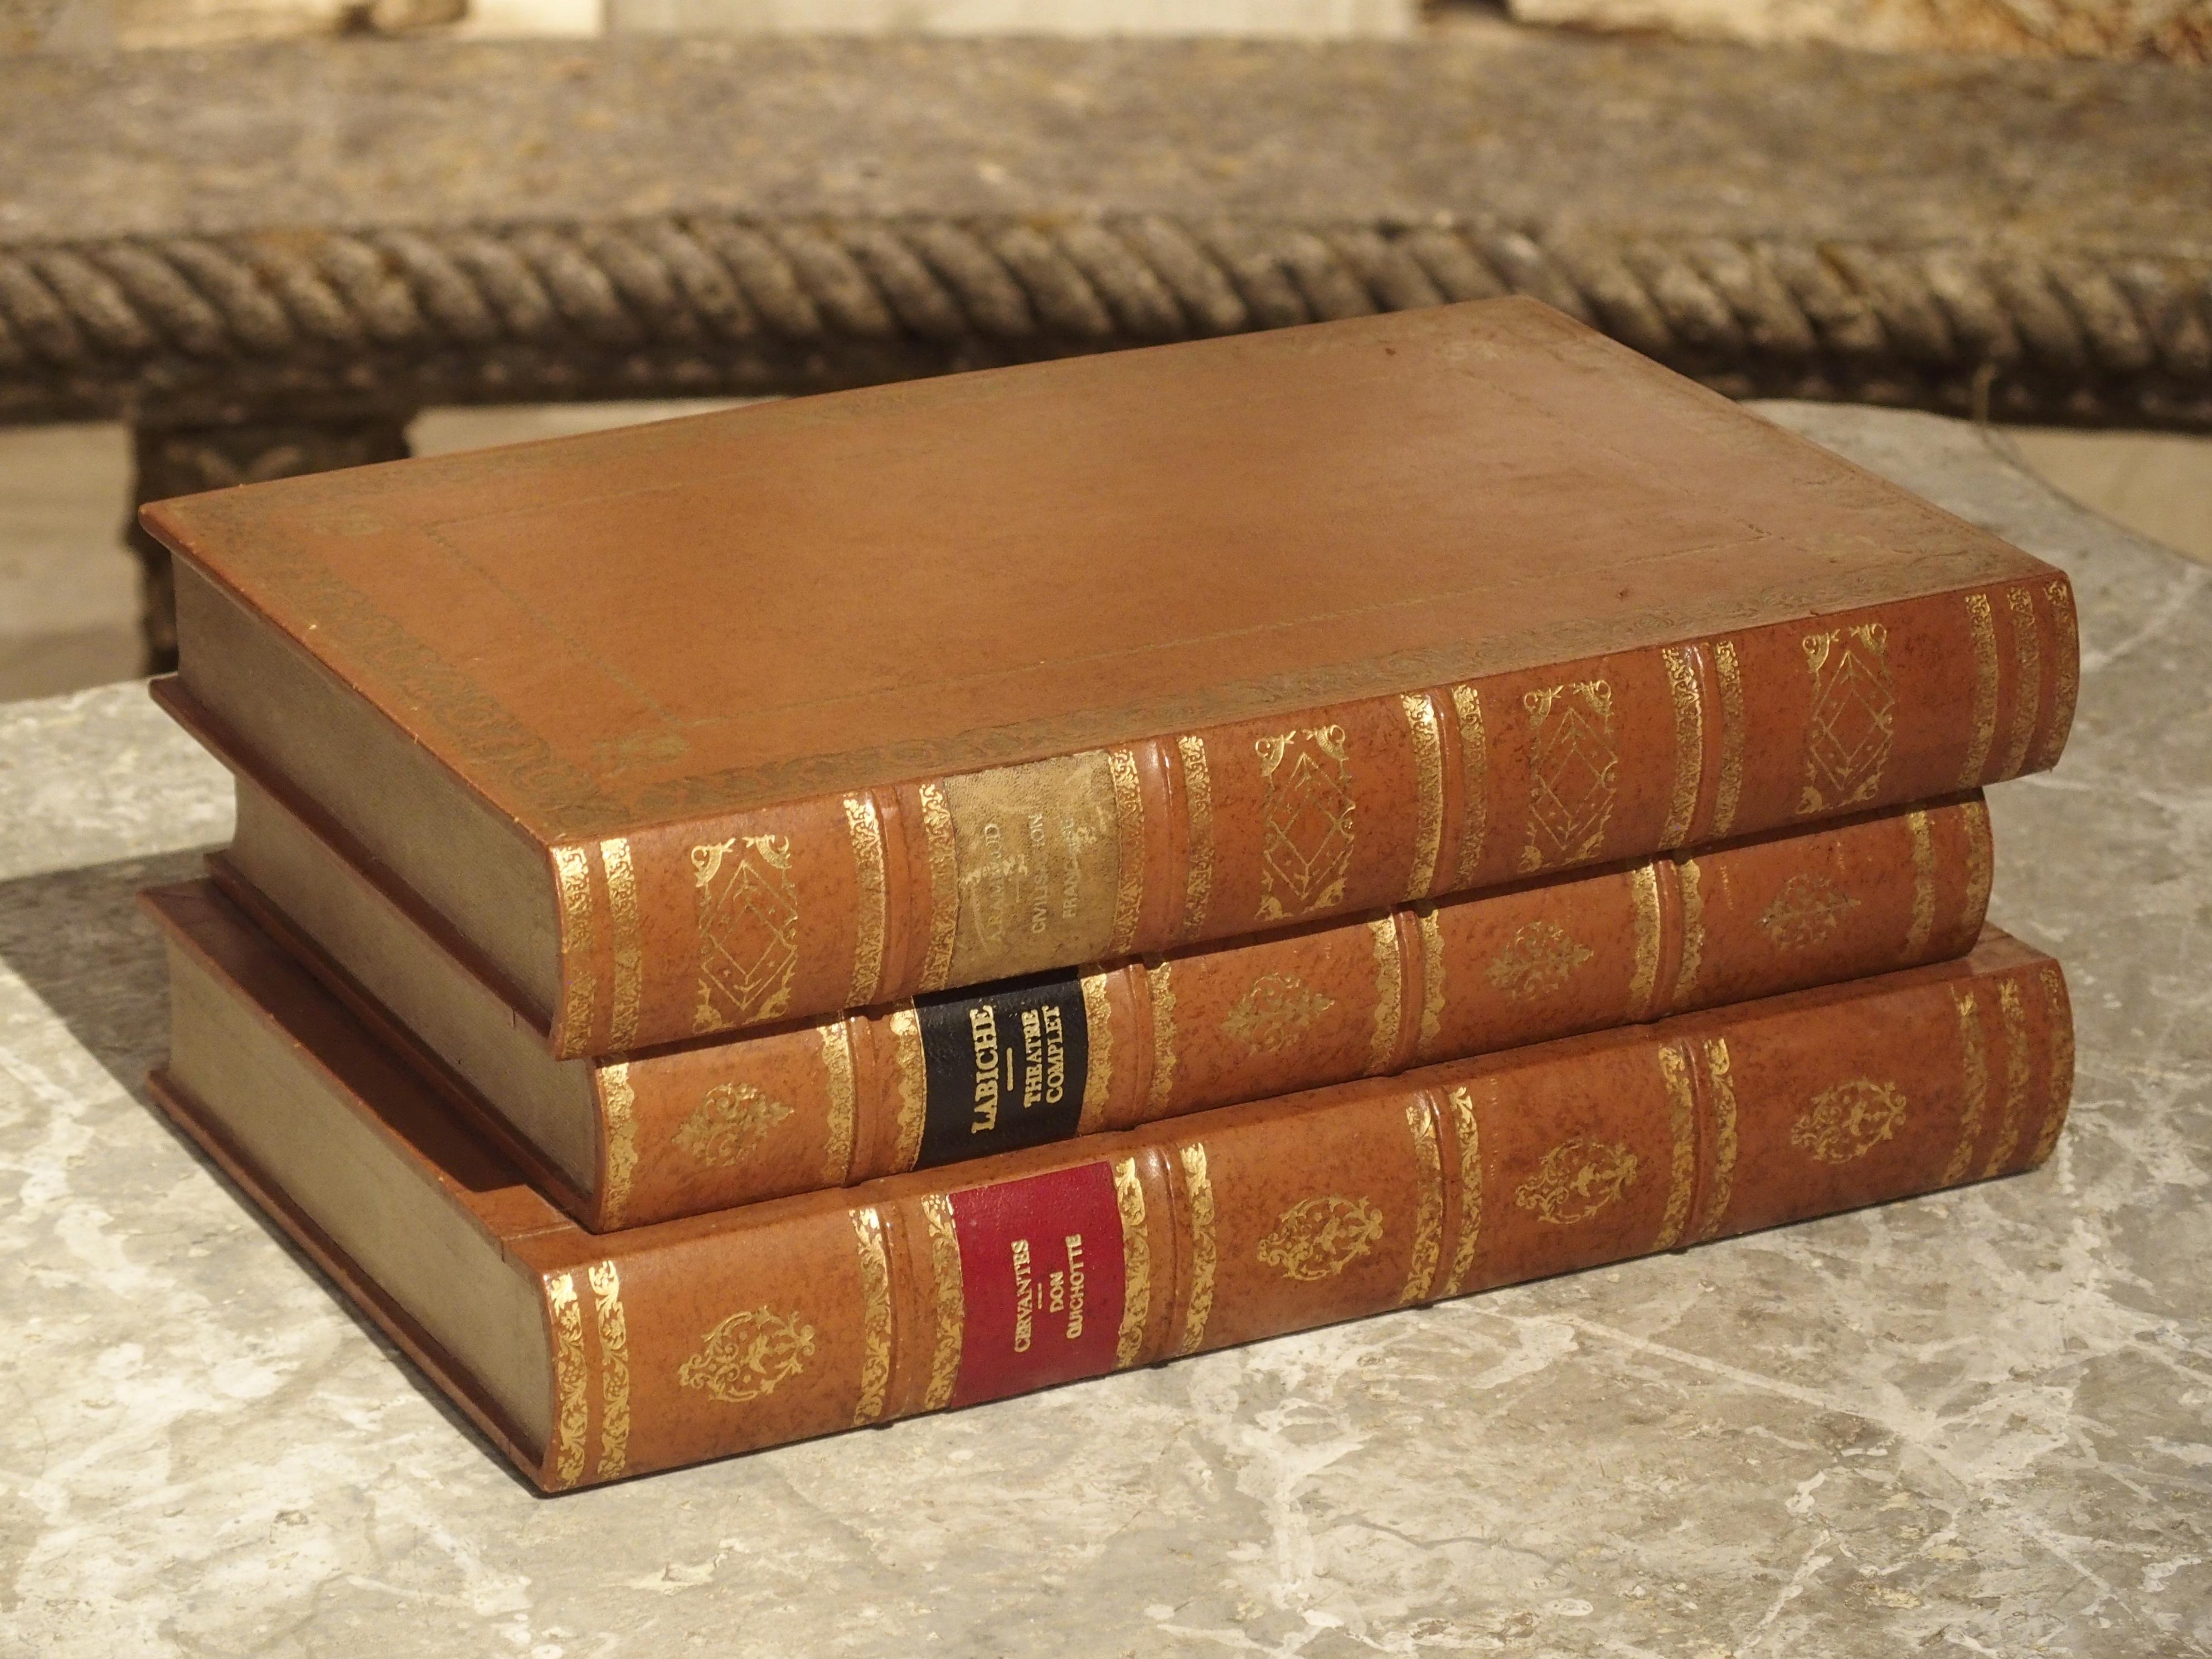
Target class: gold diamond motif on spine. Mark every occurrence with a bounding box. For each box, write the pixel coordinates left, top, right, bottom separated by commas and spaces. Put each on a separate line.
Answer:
1795, 624, 1894, 816
1518, 680, 1618, 872
690, 833, 799, 1035
1254, 725, 1356, 921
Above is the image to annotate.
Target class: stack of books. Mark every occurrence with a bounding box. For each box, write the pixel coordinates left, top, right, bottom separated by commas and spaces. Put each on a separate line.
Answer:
138, 299, 2079, 1491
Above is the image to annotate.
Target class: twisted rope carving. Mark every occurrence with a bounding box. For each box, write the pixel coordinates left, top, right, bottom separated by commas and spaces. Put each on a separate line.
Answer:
3, 215, 2208, 425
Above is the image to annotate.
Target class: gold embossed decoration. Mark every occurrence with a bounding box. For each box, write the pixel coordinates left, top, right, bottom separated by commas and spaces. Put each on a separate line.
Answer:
1711, 641, 1746, 837
691, 834, 799, 1034
1998, 586, 2043, 780
1112, 1157, 1151, 1368
586, 1260, 631, 1481
2032, 580, 2079, 775
1221, 971, 1336, 1055
1657, 647, 1705, 852
1400, 692, 1445, 900
1177, 734, 1215, 941
1960, 593, 2000, 788
1518, 681, 1618, 872
600, 1062, 639, 1228
1485, 919, 1593, 1003
545, 1271, 590, 1489
1796, 624, 1895, 816
677, 1307, 818, 1405
1258, 1194, 1385, 1282
1757, 872, 1861, 952
1514, 1136, 1640, 1225
1175, 1144, 1216, 1354
1255, 725, 1356, 921
600, 837, 644, 1052
848, 1208, 892, 1427
841, 795, 888, 1008
1791, 1078, 1909, 1163
1449, 683, 1489, 885
819, 1022, 858, 1186
673, 1079, 794, 1167
551, 846, 598, 1055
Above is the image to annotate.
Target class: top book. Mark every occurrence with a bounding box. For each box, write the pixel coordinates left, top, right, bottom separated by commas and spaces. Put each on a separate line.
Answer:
145, 298, 2076, 1060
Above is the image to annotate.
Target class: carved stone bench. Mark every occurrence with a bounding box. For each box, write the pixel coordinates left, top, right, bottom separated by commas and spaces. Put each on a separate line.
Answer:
3, 30, 2206, 666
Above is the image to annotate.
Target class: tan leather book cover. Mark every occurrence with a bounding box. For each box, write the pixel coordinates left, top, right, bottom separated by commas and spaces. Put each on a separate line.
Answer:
144, 298, 2077, 1057
203, 706, 1997, 1230
146, 881, 2072, 1492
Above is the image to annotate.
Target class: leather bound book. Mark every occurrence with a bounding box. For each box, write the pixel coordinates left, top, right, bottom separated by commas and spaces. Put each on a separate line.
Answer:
145, 881, 2073, 1491
142, 298, 2078, 1060
202, 712, 1997, 1229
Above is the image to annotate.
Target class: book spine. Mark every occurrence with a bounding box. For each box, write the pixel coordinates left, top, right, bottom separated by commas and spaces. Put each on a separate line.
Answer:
546, 573, 2077, 1058
532, 944, 2072, 1489
589, 794, 1992, 1228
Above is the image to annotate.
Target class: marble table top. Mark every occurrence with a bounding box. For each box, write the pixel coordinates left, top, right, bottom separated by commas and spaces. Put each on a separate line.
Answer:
1, 405, 2205, 1658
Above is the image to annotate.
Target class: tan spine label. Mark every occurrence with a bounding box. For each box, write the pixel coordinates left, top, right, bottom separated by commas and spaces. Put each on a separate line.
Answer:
938, 750, 1130, 985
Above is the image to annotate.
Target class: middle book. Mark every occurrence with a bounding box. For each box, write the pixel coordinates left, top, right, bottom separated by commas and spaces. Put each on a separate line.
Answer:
202, 716, 1994, 1232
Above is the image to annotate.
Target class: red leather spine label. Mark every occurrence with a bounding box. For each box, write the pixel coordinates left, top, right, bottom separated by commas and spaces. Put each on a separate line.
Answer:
948, 1162, 1126, 1408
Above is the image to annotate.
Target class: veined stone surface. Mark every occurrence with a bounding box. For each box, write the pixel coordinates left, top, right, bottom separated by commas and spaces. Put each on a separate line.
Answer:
0, 406, 2207, 1656
1506, 0, 2210, 62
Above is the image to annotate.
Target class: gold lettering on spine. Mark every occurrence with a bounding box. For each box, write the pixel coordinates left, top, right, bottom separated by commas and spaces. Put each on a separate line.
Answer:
1106, 748, 1147, 957
1672, 858, 1705, 1010
587, 1260, 630, 1481
599, 1061, 638, 1229
1367, 916, 1404, 1075
1695, 1039, 1738, 1241
848, 1207, 893, 1426
599, 838, 643, 1051
889, 1006, 926, 1173
1449, 683, 1488, 886
2030, 963, 2073, 1166
1442, 1084, 1483, 1296
1904, 808, 1937, 962
1079, 969, 1113, 1136
1415, 905, 1448, 1063
1984, 980, 2033, 1177
545, 1272, 589, 1490
1176, 735, 1215, 941
916, 783, 959, 993
1653, 1045, 1697, 1250
1944, 989, 1988, 1184
1997, 587, 2043, 781
551, 846, 597, 1055
1143, 960, 1178, 1114
2033, 581, 2079, 774
1659, 647, 1705, 851
1711, 641, 1746, 837
1400, 1099, 1445, 1306
1401, 693, 1445, 900
1174, 1144, 1217, 1356
919, 1193, 964, 1411
1625, 862, 1663, 1021
1961, 593, 2000, 788
819, 1022, 858, 1187
842, 795, 888, 1008
1112, 1157, 1150, 1369
1958, 799, 1993, 953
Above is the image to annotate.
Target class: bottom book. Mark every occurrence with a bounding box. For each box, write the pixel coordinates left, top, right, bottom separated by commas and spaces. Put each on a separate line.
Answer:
144, 880, 2073, 1493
